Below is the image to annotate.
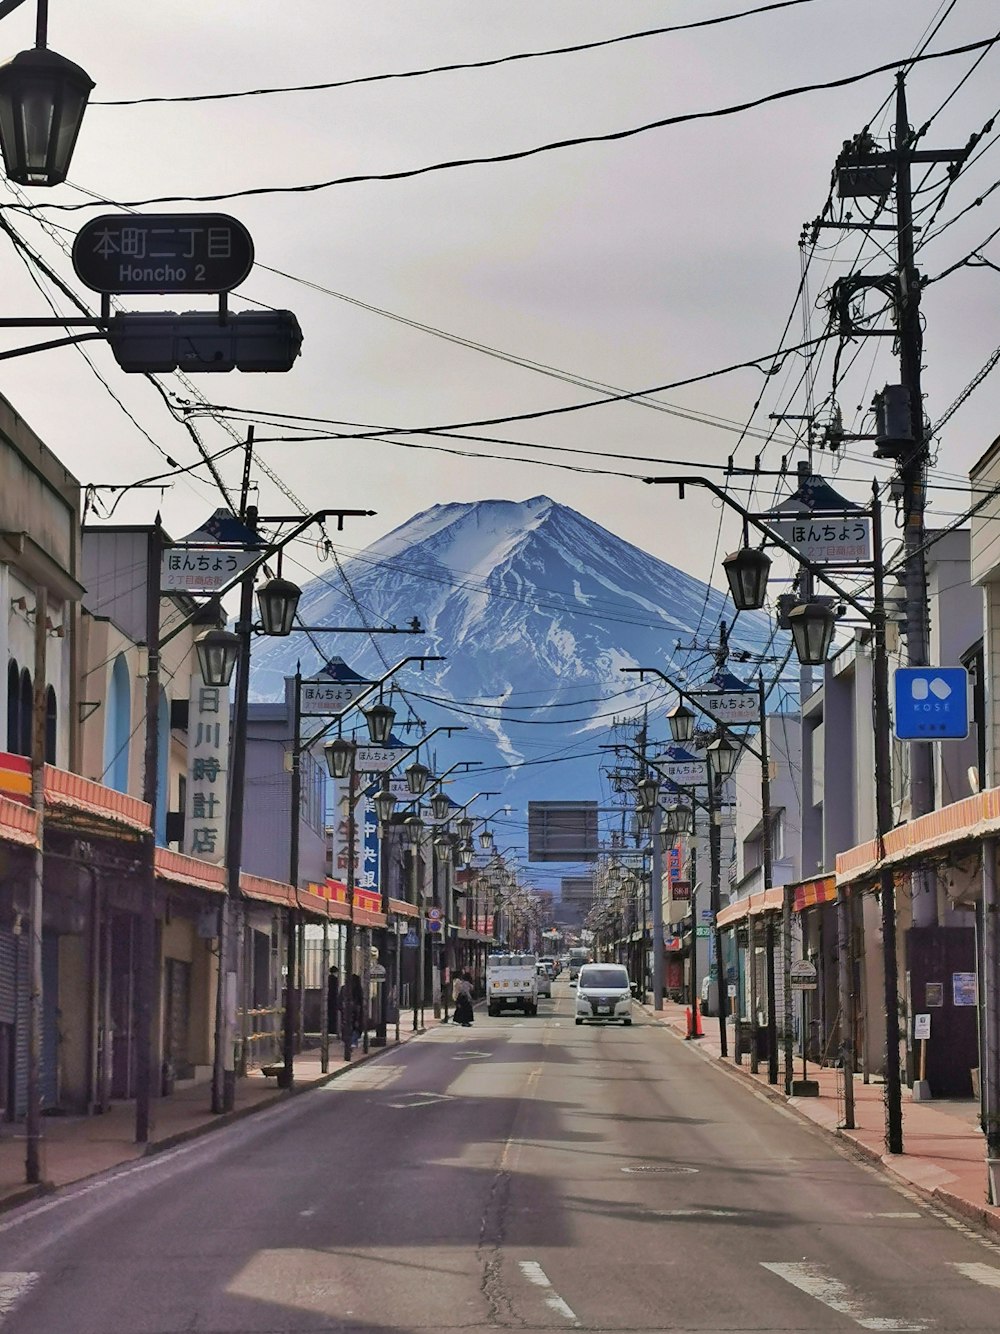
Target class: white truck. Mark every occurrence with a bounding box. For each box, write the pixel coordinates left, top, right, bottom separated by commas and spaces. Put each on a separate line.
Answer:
486, 953, 539, 1016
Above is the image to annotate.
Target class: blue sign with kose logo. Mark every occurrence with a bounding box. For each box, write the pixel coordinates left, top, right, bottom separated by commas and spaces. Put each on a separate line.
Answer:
893, 667, 969, 740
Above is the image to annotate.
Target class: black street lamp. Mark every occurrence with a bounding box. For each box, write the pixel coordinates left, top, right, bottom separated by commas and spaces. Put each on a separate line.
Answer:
433, 834, 453, 867
637, 776, 659, 810
364, 698, 396, 745
456, 816, 474, 843
723, 545, 772, 611
373, 783, 397, 828
707, 735, 740, 780
788, 600, 838, 665
663, 806, 694, 836
667, 702, 696, 745
255, 576, 301, 637
194, 627, 240, 688
479, 827, 494, 851
636, 804, 653, 833
324, 735, 356, 782
0, 47, 93, 187
405, 760, 432, 797
430, 791, 452, 822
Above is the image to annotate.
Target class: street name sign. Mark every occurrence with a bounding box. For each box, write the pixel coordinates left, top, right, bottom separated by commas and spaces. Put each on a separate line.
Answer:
790, 959, 818, 990
893, 667, 969, 740
161, 544, 256, 594
73, 213, 254, 294
299, 678, 373, 716
771, 516, 871, 564
690, 690, 759, 724
354, 744, 405, 773
657, 756, 705, 786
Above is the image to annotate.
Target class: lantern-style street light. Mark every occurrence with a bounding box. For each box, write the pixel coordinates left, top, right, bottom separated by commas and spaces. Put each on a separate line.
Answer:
667, 702, 696, 745
707, 735, 740, 780
663, 805, 695, 836
323, 735, 355, 781
788, 600, 838, 665
373, 783, 397, 828
255, 575, 301, 636
0, 47, 94, 187
637, 776, 659, 810
194, 627, 240, 688
479, 827, 494, 851
722, 545, 772, 611
636, 804, 653, 833
430, 791, 451, 822
363, 697, 396, 745
405, 760, 432, 797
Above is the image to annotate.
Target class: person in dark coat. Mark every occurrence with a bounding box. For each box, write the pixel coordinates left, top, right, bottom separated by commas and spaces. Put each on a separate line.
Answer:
453, 971, 474, 1027
327, 966, 340, 1037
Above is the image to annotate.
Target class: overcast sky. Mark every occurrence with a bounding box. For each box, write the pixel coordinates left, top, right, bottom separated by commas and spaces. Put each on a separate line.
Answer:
1, 0, 999, 597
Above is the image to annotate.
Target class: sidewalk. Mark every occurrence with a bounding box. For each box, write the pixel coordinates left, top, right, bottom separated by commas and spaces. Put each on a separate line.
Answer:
0, 1016, 441, 1214
643, 1000, 1000, 1236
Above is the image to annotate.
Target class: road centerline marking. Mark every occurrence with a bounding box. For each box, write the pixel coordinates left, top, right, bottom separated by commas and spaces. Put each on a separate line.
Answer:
518, 1260, 579, 1324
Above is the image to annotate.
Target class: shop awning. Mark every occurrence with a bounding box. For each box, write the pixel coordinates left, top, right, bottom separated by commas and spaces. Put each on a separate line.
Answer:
836, 786, 1000, 887
791, 874, 837, 912
716, 886, 785, 928
239, 871, 350, 922
43, 764, 151, 835
154, 846, 226, 893
0, 793, 38, 848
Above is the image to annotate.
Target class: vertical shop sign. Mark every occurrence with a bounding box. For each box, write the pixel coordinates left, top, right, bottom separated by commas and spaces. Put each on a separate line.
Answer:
184, 668, 231, 862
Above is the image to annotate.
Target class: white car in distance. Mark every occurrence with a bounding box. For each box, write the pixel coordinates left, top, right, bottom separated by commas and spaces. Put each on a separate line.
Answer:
575, 963, 633, 1025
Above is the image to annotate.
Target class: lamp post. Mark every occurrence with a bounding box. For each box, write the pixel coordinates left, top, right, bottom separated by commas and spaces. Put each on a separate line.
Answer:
197, 570, 302, 1115
643, 474, 891, 1142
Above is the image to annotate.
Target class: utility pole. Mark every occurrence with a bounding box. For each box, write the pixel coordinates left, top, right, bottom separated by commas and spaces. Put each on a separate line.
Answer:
136, 522, 162, 1141
759, 675, 778, 1086
834, 79, 967, 923
25, 584, 46, 1185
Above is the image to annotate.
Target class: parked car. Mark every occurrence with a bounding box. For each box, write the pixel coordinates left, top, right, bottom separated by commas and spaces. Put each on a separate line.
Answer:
575, 963, 633, 1025
535, 963, 552, 998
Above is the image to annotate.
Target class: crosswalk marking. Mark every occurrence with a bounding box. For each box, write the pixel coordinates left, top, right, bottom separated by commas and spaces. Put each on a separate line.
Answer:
761, 1262, 929, 1331
0, 1273, 38, 1325
950, 1262, 1000, 1289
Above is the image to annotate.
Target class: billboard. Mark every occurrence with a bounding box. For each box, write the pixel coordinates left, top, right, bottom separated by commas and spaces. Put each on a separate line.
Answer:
528, 801, 599, 862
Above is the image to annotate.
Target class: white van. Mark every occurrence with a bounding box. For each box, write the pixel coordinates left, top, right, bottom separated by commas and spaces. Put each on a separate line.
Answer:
575, 963, 633, 1025
486, 953, 538, 1016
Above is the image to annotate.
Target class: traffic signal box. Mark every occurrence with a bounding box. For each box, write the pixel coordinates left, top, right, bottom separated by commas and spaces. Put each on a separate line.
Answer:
108, 311, 302, 373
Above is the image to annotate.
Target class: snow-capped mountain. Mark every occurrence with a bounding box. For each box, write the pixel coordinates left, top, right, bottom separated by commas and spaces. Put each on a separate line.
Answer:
249, 497, 779, 855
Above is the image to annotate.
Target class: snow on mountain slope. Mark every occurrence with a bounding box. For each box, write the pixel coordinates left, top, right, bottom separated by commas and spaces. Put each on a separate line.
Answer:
249, 497, 779, 845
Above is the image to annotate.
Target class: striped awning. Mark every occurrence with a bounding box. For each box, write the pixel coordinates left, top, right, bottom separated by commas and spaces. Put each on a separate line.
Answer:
716, 886, 784, 928
836, 786, 1000, 887
792, 874, 837, 912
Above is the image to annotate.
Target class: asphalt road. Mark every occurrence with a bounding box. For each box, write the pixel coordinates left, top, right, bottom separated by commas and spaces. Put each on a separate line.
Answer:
2, 980, 1000, 1332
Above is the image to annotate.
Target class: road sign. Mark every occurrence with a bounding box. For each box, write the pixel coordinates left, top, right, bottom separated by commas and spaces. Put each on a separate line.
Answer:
427, 907, 442, 921
790, 959, 818, 990
73, 213, 254, 294
771, 515, 871, 564
427, 919, 443, 934
893, 667, 969, 740
403, 930, 419, 949
690, 690, 759, 724
354, 744, 406, 773
299, 678, 372, 716
161, 544, 256, 594
700, 909, 713, 922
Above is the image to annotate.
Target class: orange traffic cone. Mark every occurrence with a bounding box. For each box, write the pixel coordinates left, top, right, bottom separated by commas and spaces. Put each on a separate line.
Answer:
694, 999, 704, 1037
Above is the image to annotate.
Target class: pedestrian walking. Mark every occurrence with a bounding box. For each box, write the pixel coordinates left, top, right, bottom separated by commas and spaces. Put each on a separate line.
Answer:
453, 971, 474, 1027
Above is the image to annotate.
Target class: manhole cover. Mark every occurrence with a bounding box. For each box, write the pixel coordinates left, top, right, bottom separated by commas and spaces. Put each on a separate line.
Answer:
621, 1164, 699, 1175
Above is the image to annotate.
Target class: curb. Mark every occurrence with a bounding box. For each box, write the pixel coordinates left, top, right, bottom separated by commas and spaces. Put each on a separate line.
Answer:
645, 1007, 1000, 1239
0, 1181, 53, 1217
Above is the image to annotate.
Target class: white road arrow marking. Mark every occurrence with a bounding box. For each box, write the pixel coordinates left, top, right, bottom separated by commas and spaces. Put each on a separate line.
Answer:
762, 1262, 930, 1331
518, 1261, 579, 1324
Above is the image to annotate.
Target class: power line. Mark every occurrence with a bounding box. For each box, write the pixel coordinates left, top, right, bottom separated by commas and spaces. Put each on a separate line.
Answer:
93, 1, 827, 107
7, 34, 997, 213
